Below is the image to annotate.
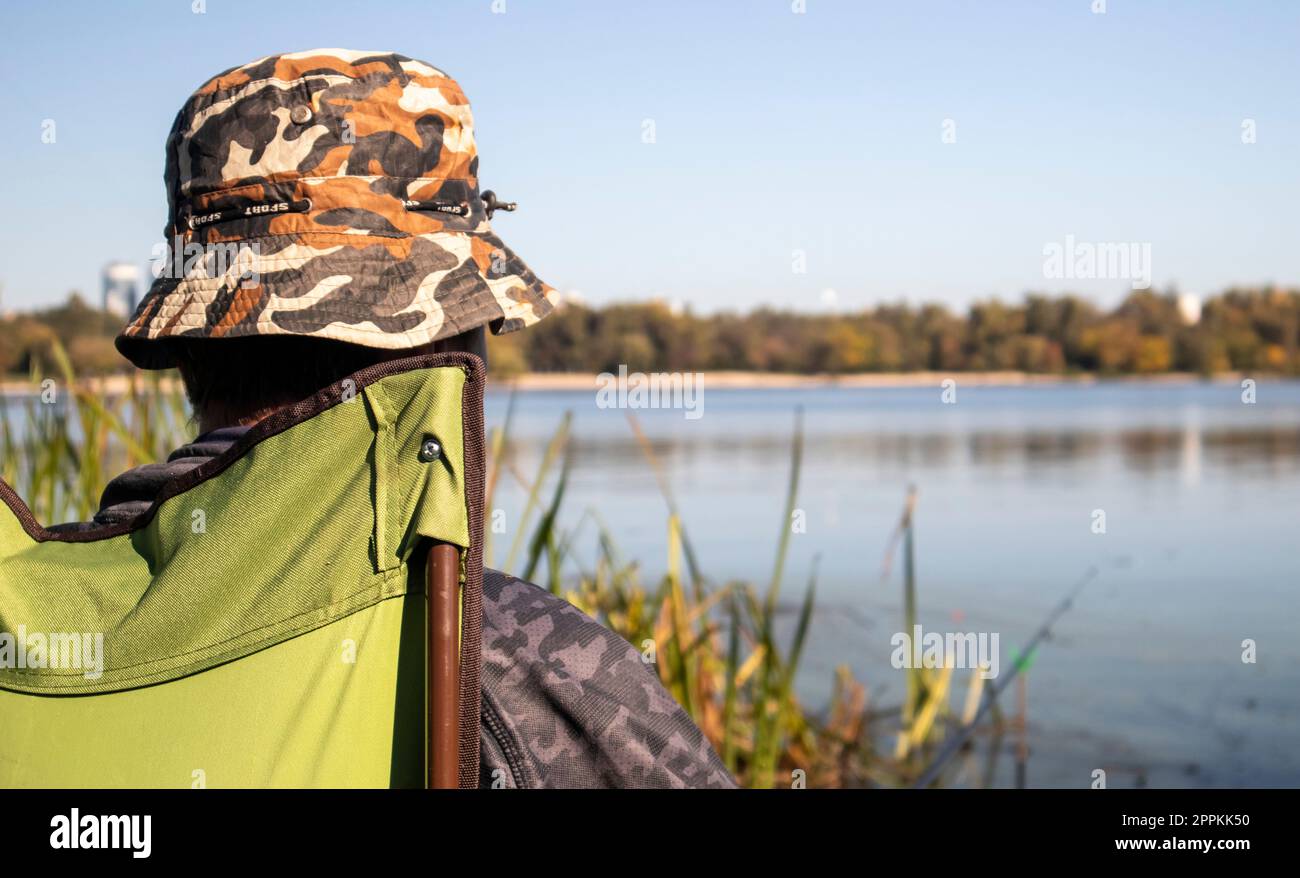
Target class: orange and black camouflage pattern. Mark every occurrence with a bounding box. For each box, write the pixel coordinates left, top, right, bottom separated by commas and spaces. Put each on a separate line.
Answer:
117, 49, 554, 369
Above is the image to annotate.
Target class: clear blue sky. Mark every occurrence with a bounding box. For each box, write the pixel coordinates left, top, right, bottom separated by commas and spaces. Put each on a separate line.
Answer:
1, 0, 1297, 313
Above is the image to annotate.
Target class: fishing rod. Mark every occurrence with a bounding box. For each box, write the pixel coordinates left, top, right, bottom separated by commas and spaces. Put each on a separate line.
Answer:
910, 564, 1098, 789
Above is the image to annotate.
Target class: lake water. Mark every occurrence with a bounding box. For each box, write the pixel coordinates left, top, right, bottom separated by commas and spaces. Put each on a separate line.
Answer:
485, 379, 1300, 788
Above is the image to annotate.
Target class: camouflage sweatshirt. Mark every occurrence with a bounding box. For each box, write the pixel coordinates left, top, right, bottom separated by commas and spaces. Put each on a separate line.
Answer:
52, 430, 736, 789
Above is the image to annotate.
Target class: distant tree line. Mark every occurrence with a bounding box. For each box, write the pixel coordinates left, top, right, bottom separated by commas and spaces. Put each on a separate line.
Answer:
0, 294, 123, 376
2, 287, 1297, 377
488, 287, 1300, 377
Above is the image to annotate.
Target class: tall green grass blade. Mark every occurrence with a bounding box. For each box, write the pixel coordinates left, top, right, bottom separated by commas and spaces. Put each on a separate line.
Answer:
625, 411, 706, 595
484, 385, 518, 568
504, 411, 570, 574
522, 443, 571, 588
722, 589, 741, 773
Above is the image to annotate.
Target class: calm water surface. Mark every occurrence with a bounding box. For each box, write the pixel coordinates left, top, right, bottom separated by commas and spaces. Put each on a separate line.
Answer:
486, 379, 1300, 788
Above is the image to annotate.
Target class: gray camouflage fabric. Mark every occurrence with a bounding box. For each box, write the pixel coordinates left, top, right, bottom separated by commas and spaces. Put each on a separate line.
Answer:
479, 569, 736, 788
55, 434, 736, 789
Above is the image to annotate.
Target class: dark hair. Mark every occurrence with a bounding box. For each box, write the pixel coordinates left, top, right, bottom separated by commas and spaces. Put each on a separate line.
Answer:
166, 329, 485, 431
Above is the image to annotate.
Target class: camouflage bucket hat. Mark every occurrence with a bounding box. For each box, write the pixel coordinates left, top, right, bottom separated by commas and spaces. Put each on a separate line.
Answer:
117, 49, 554, 369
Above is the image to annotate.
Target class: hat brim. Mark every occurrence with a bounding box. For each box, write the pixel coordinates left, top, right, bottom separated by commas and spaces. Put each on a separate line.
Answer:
116, 230, 553, 370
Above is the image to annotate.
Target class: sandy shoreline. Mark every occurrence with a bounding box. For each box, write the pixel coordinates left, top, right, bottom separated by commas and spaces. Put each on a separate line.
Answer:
0, 370, 1258, 397
0, 376, 185, 397
492, 370, 1252, 391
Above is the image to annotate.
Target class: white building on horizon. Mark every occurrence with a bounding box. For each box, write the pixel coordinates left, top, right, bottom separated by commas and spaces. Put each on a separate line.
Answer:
550, 288, 587, 310
102, 262, 140, 317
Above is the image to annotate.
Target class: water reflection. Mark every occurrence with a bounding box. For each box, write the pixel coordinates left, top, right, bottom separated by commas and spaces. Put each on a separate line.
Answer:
487, 381, 1300, 787
562, 425, 1300, 480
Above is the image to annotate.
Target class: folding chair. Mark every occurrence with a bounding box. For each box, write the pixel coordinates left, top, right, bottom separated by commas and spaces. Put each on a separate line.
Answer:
0, 352, 483, 789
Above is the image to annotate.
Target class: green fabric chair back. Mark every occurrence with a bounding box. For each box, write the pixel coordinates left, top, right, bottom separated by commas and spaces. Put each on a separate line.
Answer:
0, 354, 484, 788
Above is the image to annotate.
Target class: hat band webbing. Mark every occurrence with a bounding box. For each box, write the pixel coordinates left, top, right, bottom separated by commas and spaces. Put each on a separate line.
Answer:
402, 199, 469, 216
186, 197, 314, 230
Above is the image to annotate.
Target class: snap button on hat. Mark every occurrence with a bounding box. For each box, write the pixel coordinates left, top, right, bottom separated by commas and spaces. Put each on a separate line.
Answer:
289, 104, 313, 124
418, 438, 442, 463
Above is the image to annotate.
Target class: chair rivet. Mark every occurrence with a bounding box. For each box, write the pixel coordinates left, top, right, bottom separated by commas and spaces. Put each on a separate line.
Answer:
418, 438, 442, 462
290, 104, 313, 124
